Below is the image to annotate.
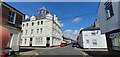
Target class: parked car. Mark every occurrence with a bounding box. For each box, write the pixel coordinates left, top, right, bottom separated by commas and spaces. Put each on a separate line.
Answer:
1, 52, 8, 57
4, 47, 14, 55
60, 43, 65, 47
66, 43, 69, 45
72, 43, 77, 47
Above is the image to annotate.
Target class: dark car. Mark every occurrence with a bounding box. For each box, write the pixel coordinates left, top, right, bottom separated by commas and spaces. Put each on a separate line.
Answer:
66, 43, 70, 45
72, 43, 77, 47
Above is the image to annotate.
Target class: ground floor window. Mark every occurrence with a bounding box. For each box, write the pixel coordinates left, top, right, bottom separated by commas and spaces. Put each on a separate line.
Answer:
86, 39, 89, 44
110, 32, 120, 51
52, 38, 54, 45
92, 39, 97, 46
40, 37, 43, 44
20, 39, 22, 45
35, 37, 43, 45
25, 39, 27, 45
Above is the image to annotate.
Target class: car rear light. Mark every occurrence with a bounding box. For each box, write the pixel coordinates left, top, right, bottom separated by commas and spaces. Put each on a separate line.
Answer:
1, 52, 8, 57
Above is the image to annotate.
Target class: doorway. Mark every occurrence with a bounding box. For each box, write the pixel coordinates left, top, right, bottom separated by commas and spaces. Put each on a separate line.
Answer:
46, 37, 50, 47
30, 38, 32, 47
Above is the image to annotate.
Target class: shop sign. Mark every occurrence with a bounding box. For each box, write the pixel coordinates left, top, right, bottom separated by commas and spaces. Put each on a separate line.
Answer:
109, 33, 116, 38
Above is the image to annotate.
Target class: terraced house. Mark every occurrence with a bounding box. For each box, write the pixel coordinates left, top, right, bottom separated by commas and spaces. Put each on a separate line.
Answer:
20, 7, 63, 47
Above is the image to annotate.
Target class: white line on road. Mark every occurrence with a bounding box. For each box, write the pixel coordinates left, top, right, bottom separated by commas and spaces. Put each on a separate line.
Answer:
81, 51, 89, 56
34, 52, 39, 55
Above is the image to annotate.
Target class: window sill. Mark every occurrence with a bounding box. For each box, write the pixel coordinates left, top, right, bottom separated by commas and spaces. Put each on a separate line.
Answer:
7, 21, 15, 25
106, 15, 114, 20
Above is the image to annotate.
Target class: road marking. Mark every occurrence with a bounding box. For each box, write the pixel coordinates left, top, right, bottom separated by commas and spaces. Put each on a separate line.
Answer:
81, 51, 89, 56
34, 52, 39, 55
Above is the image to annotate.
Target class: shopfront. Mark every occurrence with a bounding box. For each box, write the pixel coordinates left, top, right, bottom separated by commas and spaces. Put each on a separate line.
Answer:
106, 29, 120, 52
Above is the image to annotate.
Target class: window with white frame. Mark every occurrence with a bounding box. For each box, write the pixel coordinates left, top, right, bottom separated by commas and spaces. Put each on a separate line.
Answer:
35, 38, 40, 45
25, 39, 27, 45
20, 39, 22, 45
40, 37, 43, 44
41, 21, 43, 25
91, 32, 96, 35
40, 28, 42, 34
32, 22, 34, 26
25, 30, 27, 35
31, 29, 33, 34
104, 2, 114, 19
92, 39, 97, 45
23, 24, 24, 27
96, 31, 99, 34
37, 29, 39, 34
8, 10, 16, 24
35, 37, 42, 45
21, 30, 23, 35
35, 38, 37, 45
86, 40, 89, 44
26, 23, 28, 27
37, 21, 40, 25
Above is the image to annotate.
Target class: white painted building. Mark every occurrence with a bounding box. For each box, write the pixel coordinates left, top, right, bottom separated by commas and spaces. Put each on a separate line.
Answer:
77, 27, 107, 48
20, 7, 62, 47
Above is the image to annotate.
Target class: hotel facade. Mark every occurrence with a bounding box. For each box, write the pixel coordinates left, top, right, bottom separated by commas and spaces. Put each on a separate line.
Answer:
20, 7, 63, 47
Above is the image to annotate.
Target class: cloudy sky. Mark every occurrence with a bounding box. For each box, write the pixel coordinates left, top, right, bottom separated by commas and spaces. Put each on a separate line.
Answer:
6, 2, 99, 40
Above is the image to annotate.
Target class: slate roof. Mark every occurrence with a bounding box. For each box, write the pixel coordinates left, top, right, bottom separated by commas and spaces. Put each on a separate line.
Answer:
79, 27, 100, 34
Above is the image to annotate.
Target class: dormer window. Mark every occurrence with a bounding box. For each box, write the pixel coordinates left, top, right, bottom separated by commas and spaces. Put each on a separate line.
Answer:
40, 11, 41, 14
38, 6, 49, 18
43, 11, 45, 14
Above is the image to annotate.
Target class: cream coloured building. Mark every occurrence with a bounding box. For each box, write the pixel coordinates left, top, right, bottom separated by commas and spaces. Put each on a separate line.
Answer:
20, 7, 62, 47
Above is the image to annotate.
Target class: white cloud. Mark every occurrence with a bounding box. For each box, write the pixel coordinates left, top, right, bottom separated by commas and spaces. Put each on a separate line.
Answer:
73, 30, 79, 35
64, 30, 73, 33
73, 17, 81, 23
64, 29, 79, 40
58, 20, 64, 27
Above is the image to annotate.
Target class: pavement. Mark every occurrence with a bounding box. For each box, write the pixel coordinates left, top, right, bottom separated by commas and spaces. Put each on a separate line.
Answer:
19, 46, 60, 55
75, 48, 120, 57
19, 51, 37, 55
75, 48, 108, 51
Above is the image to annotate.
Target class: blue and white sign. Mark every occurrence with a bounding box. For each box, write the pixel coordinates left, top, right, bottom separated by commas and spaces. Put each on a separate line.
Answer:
109, 33, 116, 39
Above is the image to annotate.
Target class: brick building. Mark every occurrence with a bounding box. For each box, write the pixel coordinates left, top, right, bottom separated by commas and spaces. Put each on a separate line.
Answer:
1, 2, 25, 51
